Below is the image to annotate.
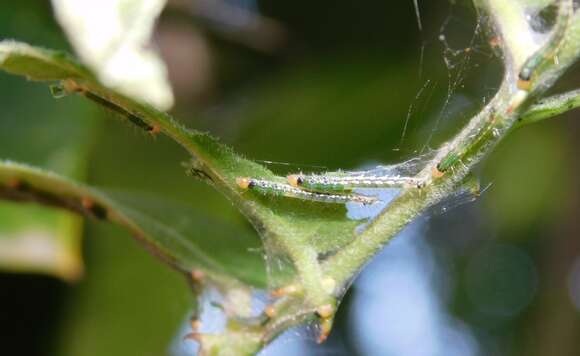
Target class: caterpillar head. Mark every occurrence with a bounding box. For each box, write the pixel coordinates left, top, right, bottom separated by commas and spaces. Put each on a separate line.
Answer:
287, 175, 304, 187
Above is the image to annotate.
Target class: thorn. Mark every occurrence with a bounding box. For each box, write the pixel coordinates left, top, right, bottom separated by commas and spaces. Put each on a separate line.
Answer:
270, 284, 300, 298
149, 124, 161, 135
81, 197, 95, 210
316, 304, 334, 319
264, 305, 276, 318
190, 319, 202, 331
81, 197, 107, 220
6, 178, 23, 189
191, 269, 205, 282
316, 303, 336, 343
317, 317, 333, 344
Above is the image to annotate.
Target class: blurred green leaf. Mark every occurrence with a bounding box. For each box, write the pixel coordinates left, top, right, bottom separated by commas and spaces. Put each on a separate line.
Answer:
484, 124, 569, 236
0, 40, 370, 294
55, 222, 194, 356
0, 53, 97, 279
0, 160, 266, 287
0, 40, 439, 352
0, 203, 82, 279
232, 55, 429, 168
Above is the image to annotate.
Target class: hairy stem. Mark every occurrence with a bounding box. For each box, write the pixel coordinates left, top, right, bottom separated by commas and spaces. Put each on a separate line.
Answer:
517, 88, 580, 127
323, 0, 580, 292
2, 2, 580, 354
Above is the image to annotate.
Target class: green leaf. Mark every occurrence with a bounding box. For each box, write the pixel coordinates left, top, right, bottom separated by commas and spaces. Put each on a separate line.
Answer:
485, 125, 569, 236
0, 41, 88, 80
0, 60, 98, 280
0, 40, 409, 351
56, 221, 194, 356
0, 160, 265, 287
0, 40, 367, 297
0, 203, 82, 279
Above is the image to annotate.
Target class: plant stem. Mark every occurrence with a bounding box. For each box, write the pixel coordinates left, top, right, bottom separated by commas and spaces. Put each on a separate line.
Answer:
322, 84, 511, 282
516, 89, 580, 127
322, 0, 580, 290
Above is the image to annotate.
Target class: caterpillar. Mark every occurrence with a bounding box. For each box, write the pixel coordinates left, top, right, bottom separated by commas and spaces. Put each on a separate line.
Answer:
236, 177, 377, 205
287, 172, 424, 192
518, 0, 573, 90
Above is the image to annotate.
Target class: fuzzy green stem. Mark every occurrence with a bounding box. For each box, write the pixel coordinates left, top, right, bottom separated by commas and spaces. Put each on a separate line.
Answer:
2, 3, 580, 354
516, 88, 580, 127
322, 0, 580, 291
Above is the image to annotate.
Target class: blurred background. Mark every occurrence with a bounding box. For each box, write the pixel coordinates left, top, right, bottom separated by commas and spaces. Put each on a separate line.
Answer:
1, 0, 580, 355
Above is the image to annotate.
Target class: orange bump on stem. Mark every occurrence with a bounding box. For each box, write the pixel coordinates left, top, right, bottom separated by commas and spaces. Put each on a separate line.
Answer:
270, 284, 300, 298
81, 197, 95, 210
191, 269, 205, 282
316, 304, 334, 319
264, 305, 276, 318
270, 288, 284, 298
190, 319, 202, 331
6, 178, 23, 189
149, 124, 161, 135
317, 318, 333, 344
